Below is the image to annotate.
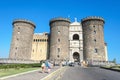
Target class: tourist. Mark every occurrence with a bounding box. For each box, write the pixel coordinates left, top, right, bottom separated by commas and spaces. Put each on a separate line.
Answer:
45, 60, 51, 73
41, 61, 45, 73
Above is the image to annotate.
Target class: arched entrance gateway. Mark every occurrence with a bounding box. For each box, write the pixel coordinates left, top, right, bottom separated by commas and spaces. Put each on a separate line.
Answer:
73, 52, 80, 62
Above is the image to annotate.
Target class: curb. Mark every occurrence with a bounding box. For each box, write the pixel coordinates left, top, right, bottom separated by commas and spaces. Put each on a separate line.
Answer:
0, 69, 41, 80
55, 67, 68, 80
40, 67, 67, 80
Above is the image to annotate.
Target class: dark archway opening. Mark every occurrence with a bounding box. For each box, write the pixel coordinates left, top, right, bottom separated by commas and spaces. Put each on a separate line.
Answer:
73, 52, 80, 62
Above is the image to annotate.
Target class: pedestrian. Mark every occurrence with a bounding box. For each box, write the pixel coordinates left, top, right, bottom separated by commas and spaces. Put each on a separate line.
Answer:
45, 60, 51, 73
41, 61, 45, 73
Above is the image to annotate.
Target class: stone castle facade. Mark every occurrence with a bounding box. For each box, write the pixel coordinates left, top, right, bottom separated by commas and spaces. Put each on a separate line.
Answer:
31, 33, 49, 61
9, 16, 108, 63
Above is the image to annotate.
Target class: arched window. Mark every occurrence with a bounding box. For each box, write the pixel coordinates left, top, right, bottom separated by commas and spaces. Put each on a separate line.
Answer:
73, 34, 79, 40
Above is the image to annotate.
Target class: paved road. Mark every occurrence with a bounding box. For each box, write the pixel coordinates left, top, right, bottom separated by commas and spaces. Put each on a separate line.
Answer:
1, 66, 60, 80
60, 66, 120, 80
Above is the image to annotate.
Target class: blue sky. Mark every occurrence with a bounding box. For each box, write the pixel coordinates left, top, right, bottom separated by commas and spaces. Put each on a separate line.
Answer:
0, 0, 120, 63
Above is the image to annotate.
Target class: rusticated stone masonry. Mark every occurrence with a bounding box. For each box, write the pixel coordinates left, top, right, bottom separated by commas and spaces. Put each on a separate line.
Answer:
9, 19, 36, 60
49, 18, 70, 61
81, 16, 106, 61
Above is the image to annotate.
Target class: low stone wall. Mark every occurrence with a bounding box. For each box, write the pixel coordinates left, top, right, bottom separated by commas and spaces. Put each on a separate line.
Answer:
0, 58, 39, 64
87, 61, 115, 67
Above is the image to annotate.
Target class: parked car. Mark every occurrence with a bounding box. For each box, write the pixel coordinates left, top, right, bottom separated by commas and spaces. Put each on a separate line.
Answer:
69, 62, 75, 67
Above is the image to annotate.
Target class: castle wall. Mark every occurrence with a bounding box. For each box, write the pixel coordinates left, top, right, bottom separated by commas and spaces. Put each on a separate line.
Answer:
9, 19, 35, 60
31, 33, 49, 61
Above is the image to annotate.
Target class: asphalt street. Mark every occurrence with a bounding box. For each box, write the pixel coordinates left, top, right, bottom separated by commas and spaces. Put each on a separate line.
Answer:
1, 66, 60, 80
60, 66, 120, 80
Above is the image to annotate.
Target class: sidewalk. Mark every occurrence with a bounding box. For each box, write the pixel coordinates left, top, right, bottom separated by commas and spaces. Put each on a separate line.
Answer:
0, 66, 60, 80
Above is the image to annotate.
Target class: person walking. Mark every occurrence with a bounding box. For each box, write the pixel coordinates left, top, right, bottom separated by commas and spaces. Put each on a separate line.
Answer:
41, 61, 45, 73
45, 60, 51, 73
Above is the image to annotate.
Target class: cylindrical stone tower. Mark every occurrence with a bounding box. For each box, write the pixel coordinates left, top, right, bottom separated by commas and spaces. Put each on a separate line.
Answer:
81, 16, 106, 62
9, 19, 36, 60
49, 18, 70, 61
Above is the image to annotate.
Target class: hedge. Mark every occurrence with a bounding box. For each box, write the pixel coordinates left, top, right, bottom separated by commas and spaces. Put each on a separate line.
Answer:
0, 63, 42, 69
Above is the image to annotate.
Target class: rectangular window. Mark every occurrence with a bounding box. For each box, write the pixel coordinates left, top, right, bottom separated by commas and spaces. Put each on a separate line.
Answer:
58, 48, 60, 53
94, 39, 96, 42
17, 38, 19, 41
94, 48, 98, 53
58, 39, 60, 42
18, 27, 20, 29
94, 30, 96, 34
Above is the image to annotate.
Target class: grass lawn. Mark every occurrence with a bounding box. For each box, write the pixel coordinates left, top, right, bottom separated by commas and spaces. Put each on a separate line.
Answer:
0, 68, 40, 77
112, 67, 120, 70
101, 65, 120, 71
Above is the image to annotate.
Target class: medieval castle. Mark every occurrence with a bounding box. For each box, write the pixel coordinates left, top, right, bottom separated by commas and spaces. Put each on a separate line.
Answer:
9, 16, 108, 63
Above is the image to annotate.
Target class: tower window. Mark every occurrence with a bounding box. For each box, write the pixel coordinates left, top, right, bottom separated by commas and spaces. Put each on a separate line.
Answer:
94, 39, 96, 42
94, 48, 98, 53
58, 39, 60, 42
73, 34, 79, 40
58, 48, 60, 53
57, 55, 60, 58
17, 38, 19, 41
18, 27, 20, 29
94, 30, 96, 34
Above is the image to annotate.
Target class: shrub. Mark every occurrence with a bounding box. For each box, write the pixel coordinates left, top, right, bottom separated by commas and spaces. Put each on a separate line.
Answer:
0, 63, 42, 69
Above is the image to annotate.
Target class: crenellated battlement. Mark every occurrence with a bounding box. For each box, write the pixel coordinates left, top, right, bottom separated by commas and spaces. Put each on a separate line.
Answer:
13, 19, 36, 28
49, 17, 70, 26
81, 16, 105, 23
